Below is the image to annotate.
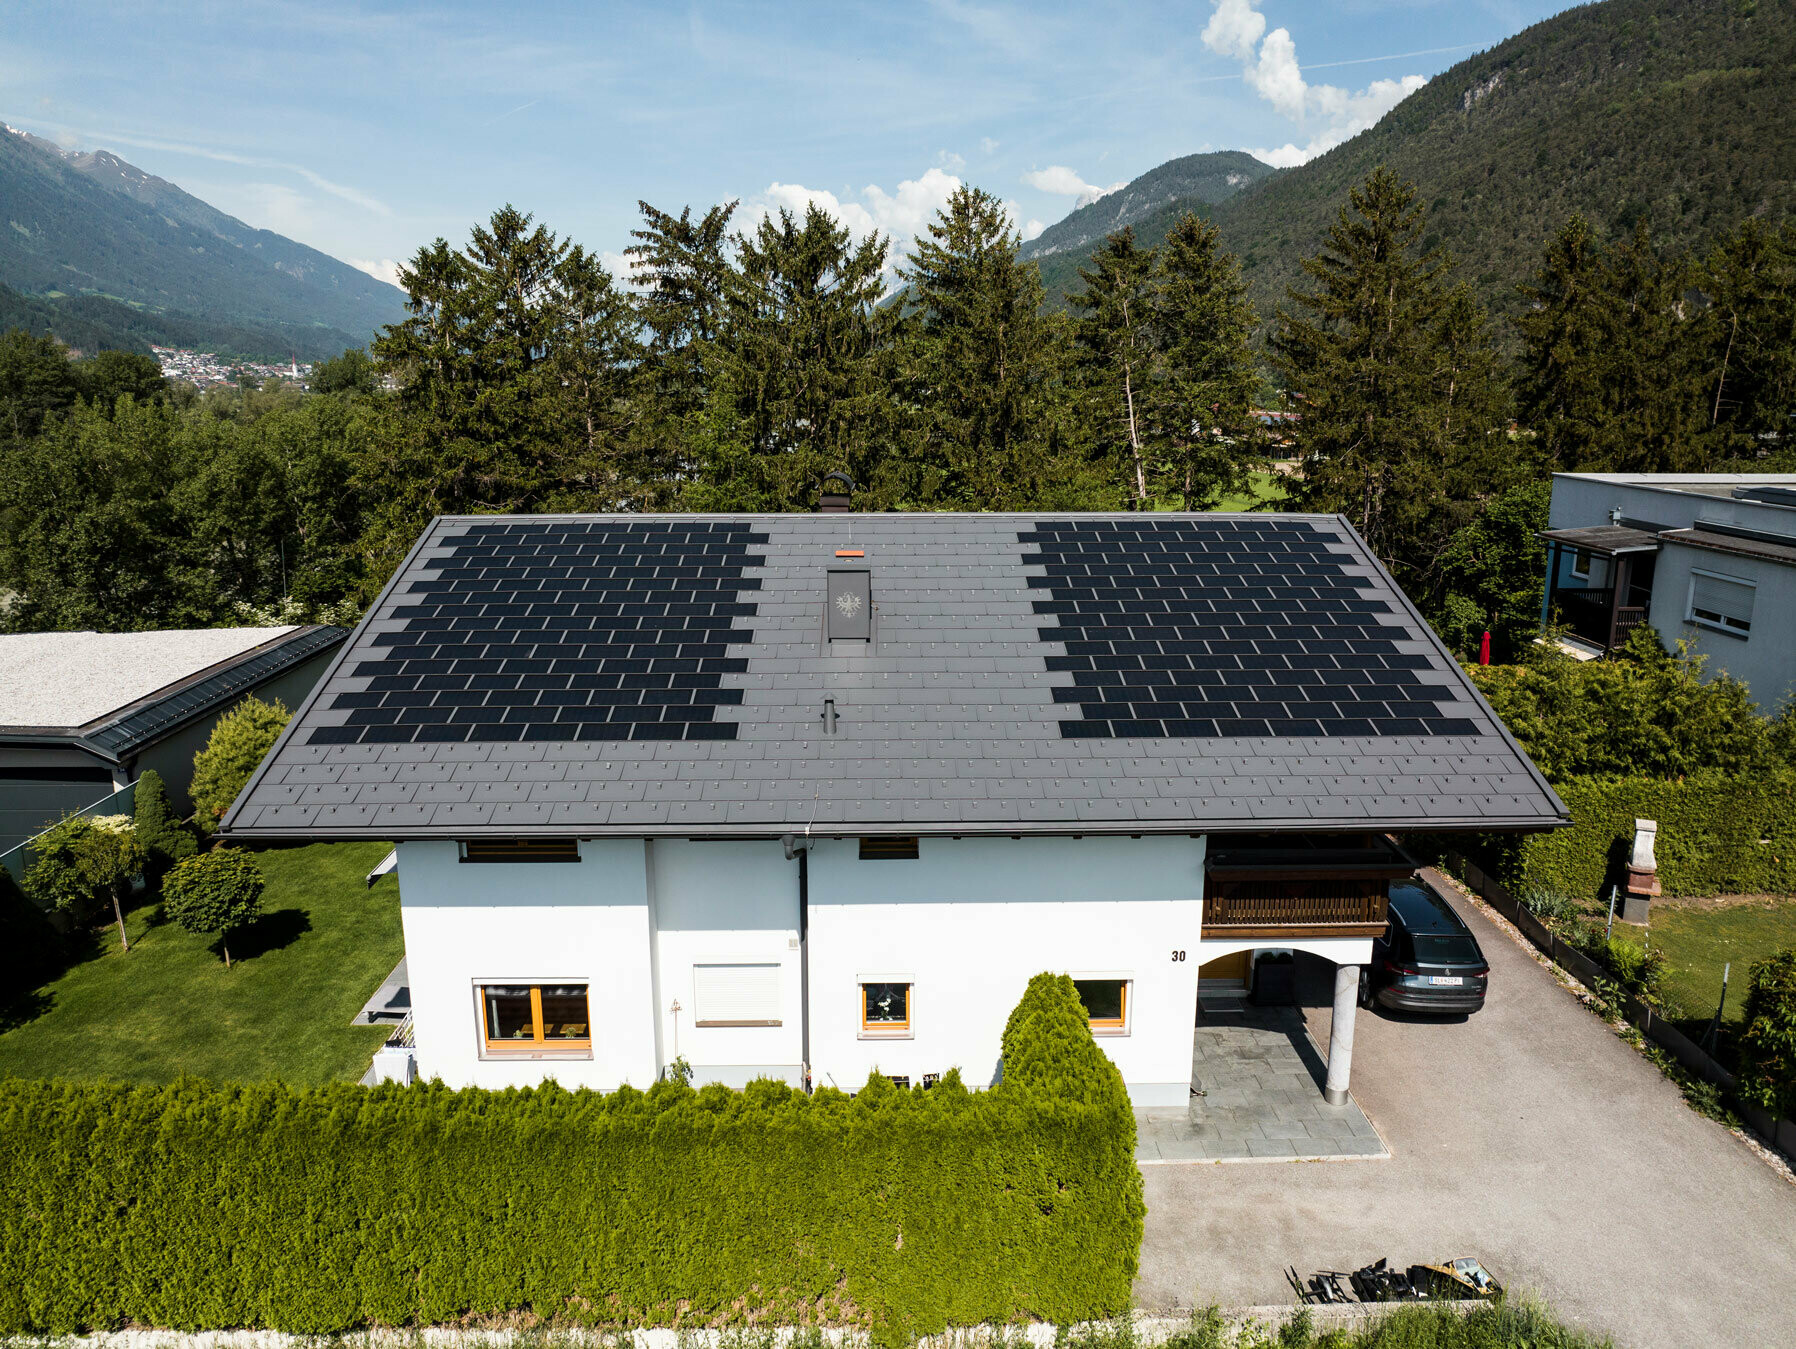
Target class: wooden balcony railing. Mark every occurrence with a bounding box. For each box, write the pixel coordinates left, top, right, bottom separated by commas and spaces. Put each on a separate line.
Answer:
1204, 879, 1391, 938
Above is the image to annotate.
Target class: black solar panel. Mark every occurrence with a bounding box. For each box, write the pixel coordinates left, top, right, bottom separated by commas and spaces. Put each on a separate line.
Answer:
307, 521, 764, 747
1020, 519, 1477, 740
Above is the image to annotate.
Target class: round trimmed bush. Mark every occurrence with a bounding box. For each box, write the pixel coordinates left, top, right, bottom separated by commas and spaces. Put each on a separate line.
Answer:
162, 848, 265, 968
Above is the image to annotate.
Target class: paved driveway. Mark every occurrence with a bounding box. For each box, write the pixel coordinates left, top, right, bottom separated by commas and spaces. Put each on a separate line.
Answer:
1136, 875, 1796, 1349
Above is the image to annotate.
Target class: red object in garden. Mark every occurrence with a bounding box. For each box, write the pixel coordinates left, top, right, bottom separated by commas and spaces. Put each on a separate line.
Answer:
1479, 630, 1491, 665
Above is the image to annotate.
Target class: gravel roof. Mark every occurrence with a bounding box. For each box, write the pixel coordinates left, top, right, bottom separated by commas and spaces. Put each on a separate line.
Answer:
220, 513, 1566, 840
0, 628, 304, 731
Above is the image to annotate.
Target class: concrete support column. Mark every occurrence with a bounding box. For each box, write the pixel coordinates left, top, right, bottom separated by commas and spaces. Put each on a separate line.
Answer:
1324, 963, 1359, 1106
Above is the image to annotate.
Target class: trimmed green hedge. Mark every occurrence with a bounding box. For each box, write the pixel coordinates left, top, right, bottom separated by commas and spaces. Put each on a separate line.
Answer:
1497, 773, 1796, 900
0, 974, 1140, 1339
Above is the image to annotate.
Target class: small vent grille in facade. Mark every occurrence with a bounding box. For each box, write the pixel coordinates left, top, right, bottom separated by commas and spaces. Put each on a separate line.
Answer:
859, 836, 920, 860
462, 839, 581, 863
827, 570, 872, 641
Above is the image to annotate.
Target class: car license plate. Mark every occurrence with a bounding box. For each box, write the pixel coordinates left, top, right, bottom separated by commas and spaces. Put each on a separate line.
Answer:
1428, 975, 1464, 986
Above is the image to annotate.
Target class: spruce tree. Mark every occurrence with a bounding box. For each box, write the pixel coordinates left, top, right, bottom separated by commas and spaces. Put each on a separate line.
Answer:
132, 769, 196, 880
1148, 214, 1263, 511
688, 204, 901, 511
899, 187, 1077, 509
1271, 168, 1512, 596
1695, 218, 1796, 461
1514, 214, 1609, 470
1071, 228, 1157, 505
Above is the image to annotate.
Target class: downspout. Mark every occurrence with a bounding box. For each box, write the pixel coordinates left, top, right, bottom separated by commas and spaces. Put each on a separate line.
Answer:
783, 832, 812, 1091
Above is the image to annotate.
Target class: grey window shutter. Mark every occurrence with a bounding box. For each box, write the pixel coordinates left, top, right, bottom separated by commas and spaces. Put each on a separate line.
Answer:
1691, 573, 1754, 628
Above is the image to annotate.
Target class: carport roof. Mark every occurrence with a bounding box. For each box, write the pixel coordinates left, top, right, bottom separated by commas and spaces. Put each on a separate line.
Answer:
219, 512, 1567, 841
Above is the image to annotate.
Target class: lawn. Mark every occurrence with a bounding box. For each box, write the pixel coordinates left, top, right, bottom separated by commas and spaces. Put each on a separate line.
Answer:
1615, 896, 1796, 1025
1146, 469, 1288, 513
0, 840, 401, 1086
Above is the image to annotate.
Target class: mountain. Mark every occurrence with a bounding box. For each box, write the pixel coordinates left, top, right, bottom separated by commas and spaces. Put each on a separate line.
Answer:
1038, 0, 1796, 327
1, 125, 407, 360
1021, 151, 1277, 264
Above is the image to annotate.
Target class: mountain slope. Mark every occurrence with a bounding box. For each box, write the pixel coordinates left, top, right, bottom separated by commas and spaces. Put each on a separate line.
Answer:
1039, 0, 1796, 326
1021, 150, 1277, 263
1, 126, 406, 358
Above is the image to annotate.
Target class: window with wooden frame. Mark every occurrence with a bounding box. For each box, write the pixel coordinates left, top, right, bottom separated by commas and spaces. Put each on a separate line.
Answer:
478, 983, 591, 1057
462, 839, 580, 863
1073, 978, 1129, 1034
859, 981, 912, 1037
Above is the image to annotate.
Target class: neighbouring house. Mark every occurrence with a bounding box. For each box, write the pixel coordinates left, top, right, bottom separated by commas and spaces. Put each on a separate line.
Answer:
1540, 472, 1796, 709
0, 625, 347, 860
219, 506, 1563, 1108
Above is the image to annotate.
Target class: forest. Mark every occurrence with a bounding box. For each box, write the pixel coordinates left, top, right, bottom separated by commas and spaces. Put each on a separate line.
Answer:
0, 170, 1791, 663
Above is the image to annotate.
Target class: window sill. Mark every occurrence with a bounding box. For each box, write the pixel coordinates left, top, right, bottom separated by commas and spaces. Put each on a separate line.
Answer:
1089, 1026, 1130, 1038
1686, 618, 1750, 641
481, 1044, 594, 1061
858, 1028, 915, 1041
695, 1020, 782, 1028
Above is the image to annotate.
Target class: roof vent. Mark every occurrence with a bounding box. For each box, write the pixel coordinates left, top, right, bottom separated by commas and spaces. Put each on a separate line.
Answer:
819, 471, 854, 513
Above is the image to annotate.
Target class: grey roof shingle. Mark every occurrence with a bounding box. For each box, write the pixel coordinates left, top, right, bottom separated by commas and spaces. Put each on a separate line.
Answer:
218, 512, 1566, 839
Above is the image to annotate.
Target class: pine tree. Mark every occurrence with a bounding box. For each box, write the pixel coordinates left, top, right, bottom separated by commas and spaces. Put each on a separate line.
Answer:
1515, 214, 1616, 471
899, 187, 1079, 509
548, 245, 648, 510
1148, 214, 1263, 511
1071, 228, 1157, 505
1271, 168, 1513, 595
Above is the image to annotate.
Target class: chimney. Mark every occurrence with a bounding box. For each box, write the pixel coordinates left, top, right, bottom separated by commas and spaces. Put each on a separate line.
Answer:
818, 472, 854, 513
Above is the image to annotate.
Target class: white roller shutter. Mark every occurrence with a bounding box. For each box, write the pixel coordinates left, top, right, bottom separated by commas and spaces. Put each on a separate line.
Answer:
1690, 572, 1754, 632
693, 963, 782, 1025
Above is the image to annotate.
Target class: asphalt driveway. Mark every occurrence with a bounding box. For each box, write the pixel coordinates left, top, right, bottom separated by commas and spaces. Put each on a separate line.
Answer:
1136, 873, 1796, 1349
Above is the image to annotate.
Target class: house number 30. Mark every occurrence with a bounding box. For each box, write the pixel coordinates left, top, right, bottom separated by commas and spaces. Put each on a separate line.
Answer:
1171, 949, 1186, 961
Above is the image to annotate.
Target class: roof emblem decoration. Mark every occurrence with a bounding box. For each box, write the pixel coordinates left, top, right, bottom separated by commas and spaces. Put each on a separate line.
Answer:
834, 591, 864, 618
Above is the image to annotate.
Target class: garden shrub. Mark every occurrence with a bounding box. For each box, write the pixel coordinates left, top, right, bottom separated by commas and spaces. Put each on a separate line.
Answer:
0, 975, 1141, 1338
132, 770, 197, 878
190, 695, 291, 830
1736, 948, 1796, 1121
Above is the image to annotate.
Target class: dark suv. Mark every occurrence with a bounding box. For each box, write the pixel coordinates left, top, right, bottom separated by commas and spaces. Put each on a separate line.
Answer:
1362, 880, 1490, 1014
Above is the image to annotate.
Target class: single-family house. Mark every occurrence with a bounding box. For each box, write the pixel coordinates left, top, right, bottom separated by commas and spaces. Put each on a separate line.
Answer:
0, 625, 346, 860
220, 508, 1563, 1107
1540, 472, 1796, 709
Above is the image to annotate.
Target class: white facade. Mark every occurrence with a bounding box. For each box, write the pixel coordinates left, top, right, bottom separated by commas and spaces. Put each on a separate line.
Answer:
394, 832, 1219, 1106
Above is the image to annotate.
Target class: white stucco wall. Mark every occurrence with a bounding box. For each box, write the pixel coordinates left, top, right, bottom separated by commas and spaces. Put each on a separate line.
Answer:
804, 834, 1206, 1109
395, 838, 658, 1091
648, 840, 803, 1087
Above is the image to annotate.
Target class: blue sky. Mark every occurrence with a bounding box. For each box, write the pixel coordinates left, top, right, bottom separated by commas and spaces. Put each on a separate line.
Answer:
3, 0, 1577, 288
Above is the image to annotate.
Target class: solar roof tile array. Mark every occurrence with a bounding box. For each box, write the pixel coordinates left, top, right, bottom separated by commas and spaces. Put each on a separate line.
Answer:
308, 521, 763, 746
1022, 519, 1480, 740
220, 513, 1566, 839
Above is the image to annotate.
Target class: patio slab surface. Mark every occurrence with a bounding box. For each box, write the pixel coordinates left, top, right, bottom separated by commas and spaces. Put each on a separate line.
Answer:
1135, 999, 1386, 1163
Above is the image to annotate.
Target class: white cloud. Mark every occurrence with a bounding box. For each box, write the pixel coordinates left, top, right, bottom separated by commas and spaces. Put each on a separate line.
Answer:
1022, 218, 1046, 242
1202, 1, 1428, 166
979, 137, 1000, 155
349, 257, 405, 288
1200, 0, 1265, 62
745, 166, 965, 275
1022, 164, 1127, 208
937, 149, 966, 170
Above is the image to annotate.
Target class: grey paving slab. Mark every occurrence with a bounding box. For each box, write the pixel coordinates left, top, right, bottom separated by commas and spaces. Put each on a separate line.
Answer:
1135, 887, 1796, 1349
1136, 998, 1385, 1164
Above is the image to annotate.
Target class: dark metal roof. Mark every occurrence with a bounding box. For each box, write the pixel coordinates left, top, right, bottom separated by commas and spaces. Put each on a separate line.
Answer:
219, 513, 1567, 841
1538, 525, 1662, 557
1658, 527, 1796, 567
4, 626, 346, 763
